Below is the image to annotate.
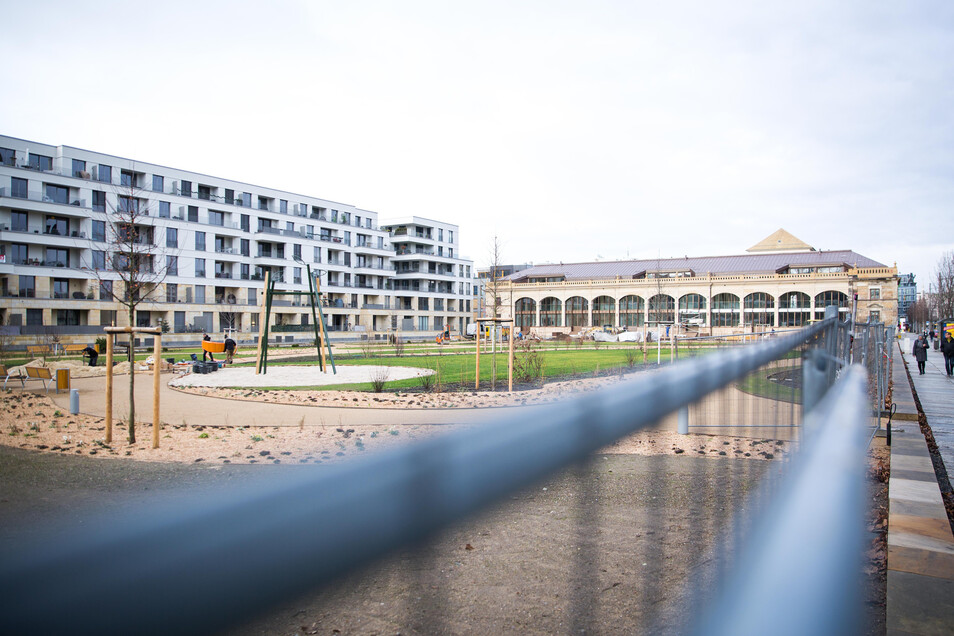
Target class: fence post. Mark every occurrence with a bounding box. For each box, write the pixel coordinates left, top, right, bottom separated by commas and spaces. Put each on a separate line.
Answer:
802, 348, 830, 421
678, 405, 689, 434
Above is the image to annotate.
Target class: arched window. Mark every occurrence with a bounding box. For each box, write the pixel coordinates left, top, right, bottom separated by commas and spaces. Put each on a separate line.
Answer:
592, 295, 615, 327
711, 293, 740, 327
814, 291, 849, 320
648, 294, 675, 326
514, 297, 536, 328
778, 291, 811, 326
678, 294, 706, 326
540, 297, 562, 327
566, 296, 588, 328
619, 295, 644, 327
744, 292, 775, 326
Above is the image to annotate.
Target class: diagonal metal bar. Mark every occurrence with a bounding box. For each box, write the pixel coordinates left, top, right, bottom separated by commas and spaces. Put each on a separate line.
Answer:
0, 320, 834, 635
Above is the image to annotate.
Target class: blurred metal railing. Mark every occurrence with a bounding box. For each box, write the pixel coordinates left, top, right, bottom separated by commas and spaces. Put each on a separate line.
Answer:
0, 313, 872, 635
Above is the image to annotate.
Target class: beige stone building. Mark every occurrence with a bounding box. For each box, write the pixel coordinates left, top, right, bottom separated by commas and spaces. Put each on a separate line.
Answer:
492, 230, 898, 336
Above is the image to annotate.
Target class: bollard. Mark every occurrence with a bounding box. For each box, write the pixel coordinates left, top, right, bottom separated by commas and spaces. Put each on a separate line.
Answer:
69, 388, 79, 415
677, 405, 689, 434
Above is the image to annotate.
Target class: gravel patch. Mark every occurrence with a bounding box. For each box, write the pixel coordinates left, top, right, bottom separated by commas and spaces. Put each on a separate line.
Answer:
170, 365, 433, 388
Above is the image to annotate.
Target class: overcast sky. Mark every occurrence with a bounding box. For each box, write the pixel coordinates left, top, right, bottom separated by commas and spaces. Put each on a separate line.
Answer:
3, 1, 952, 289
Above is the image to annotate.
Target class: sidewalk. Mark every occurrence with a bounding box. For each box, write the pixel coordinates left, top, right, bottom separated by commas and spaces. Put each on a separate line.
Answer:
887, 336, 954, 635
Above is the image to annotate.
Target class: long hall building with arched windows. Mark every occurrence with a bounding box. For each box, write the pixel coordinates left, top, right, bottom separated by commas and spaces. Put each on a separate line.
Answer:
493, 230, 898, 336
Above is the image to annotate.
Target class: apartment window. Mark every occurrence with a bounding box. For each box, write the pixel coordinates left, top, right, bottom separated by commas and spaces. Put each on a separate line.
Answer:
242, 192, 252, 207
27, 308, 43, 326
240, 263, 249, 280
52, 278, 69, 299
438, 246, 443, 257
187, 205, 198, 222
293, 244, 302, 261
449, 248, 454, 258
166, 227, 178, 248
195, 231, 206, 251
92, 250, 106, 269
46, 247, 69, 267
45, 216, 68, 236
314, 246, 320, 263
11, 177, 27, 198
92, 190, 106, 212
198, 185, 211, 200
209, 210, 224, 226
286, 221, 294, 232
280, 199, 288, 214
195, 285, 205, 303
195, 258, 206, 277
98, 164, 111, 183
258, 196, 269, 211
225, 189, 235, 204
152, 174, 164, 192
0, 148, 14, 166
294, 267, 302, 285
240, 239, 250, 256
117, 196, 138, 214
166, 283, 178, 303
11, 211, 28, 232
438, 228, 443, 241
870, 287, 881, 300
99, 280, 113, 301
18, 275, 36, 298
259, 243, 272, 258
72, 159, 86, 177
180, 180, 192, 197
159, 201, 170, 218
343, 252, 351, 266
45, 184, 69, 205
419, 297, 429, 311
120, 170, 133, 187
418, 317, 428, 331
10, 243, 28, 264
240, 214, 250, 232
30, 154, 52, 171
449, 230, 454, 243
870, 310, 881, 322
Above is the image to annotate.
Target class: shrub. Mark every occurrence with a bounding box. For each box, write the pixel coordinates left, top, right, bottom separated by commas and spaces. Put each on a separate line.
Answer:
513, 341, 545, 383
370, 366, 390, 392
624, 347, 640, 368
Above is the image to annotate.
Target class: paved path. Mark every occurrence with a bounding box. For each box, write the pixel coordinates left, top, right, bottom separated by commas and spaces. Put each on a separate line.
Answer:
887, 336, 954, 635
49, 374, 517, 428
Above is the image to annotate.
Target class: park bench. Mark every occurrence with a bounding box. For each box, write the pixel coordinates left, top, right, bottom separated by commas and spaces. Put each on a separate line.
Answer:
23, 366, 54, 393
0, 364, 24, 389
26, 345, 52, 357
64, 344, 88, 355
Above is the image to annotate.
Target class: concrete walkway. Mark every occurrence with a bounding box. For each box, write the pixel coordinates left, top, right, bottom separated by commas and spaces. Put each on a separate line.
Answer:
888, 336, 954, 635
49, 374, 515, 429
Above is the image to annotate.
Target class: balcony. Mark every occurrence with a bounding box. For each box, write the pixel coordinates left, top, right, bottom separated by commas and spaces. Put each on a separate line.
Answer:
0, 187, 88, 211
214, 272, 233, 279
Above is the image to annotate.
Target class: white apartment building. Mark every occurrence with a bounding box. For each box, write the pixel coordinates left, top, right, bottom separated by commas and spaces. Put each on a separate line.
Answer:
0, 135, 472, 344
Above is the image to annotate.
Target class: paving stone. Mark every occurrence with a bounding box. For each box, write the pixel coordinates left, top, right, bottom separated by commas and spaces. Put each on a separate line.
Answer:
887, 570, 954, 635
888, 544, 954, 579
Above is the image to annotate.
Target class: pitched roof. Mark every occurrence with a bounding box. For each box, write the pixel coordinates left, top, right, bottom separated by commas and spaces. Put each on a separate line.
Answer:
746, 229, 815, 253
506, 249, 886, 282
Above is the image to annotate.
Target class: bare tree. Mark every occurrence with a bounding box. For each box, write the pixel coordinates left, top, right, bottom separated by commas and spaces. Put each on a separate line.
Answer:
486, 235, 505, 319
88, 170, 171, 443
933, 250, 954, 322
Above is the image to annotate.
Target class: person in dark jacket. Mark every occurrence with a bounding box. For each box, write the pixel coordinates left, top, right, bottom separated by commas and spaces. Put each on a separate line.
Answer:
82, 345, 98, 367
941, 331, 954, 377
202, 333, 215, 362
913, 335, 929, 375
224, 336, 236, 364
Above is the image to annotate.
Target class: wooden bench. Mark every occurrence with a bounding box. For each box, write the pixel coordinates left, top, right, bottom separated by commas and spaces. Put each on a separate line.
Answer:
26, 345, 52, 357
23, 366, 55, 392
0, 365, 24, 390
64, 344, 88, 355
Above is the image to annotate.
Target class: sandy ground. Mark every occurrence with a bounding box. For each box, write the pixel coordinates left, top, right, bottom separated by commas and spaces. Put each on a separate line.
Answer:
170, 364, 433, 388
0, 374, 792, 465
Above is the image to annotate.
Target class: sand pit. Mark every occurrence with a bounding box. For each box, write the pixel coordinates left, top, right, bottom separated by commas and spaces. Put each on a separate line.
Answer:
170, 365, 433, 388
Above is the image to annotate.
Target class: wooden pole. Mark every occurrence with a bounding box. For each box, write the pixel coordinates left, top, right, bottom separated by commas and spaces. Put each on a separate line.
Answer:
255, 271, 270, 374
315, 274, 328, 373
105, 334, 113, 444
508, 322, 514, 393
475, 323, 481, 390
153, 334, 161, 449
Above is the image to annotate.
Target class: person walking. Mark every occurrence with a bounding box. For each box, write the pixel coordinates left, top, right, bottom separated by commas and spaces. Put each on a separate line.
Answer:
224, 335, 236, 364
202, 333, 215, 362
941, 331, 954, 377
913, 334, 929, 375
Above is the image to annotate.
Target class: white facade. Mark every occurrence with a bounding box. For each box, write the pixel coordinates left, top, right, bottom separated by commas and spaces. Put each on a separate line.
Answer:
0, 135, 472, 343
